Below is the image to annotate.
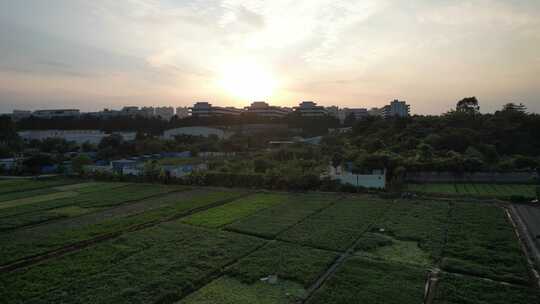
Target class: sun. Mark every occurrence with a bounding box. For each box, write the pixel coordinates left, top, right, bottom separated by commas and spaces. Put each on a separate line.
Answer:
218, 60, 276, 101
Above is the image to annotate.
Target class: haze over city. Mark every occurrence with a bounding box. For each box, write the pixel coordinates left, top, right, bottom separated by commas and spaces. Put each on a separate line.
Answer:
1, 0, 539, 114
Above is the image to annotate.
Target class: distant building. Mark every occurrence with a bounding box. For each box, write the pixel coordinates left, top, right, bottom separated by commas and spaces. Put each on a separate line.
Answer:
294, 101, 327, 117
369, 100, 410, 118
120, 106, 140, 116
111, 159, 139, 174
383, 100, 410, 118
18, 130, 135, 145
155, 106, 175, 121
190, 102, 243, 117
175, 107, 190, 119
325, 106, 341, 120
343, 108, 368, 121
32, 109, 80, 119
140, 107, 155, 118
11, 110, 32, 121
0, 158, 18, 171
245, 101, 291, 118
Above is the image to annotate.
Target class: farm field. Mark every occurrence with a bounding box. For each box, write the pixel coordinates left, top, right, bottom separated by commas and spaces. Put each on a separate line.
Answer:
0, 179, 538, 303
407, 183, 537, 199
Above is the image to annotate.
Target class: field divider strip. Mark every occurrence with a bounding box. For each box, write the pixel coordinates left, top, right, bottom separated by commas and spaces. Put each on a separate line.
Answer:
424, 268, 440, 304
505, 205, 540, 289
425, 199, 454, 304
0, 191, 257, 273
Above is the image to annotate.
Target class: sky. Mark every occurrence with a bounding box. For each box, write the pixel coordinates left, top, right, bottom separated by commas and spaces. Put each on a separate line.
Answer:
0, 0, 539, 114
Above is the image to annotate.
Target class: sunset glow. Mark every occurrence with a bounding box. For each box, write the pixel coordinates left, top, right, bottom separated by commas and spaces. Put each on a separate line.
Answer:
218, 60, 276, 101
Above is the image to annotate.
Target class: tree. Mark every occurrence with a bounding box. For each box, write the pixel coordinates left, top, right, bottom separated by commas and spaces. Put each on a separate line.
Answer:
417, 143, 434, 162
456, 97, 480, 114
331, 152, 344, 170
254, 158, 271, 173
72, 155, 93, 174
98, 134, 123, 150
23, 154, 54, 175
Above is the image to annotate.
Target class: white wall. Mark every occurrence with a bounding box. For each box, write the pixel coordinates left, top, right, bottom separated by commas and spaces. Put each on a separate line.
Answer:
336, 172, 386, 189
162, 127, 230, 140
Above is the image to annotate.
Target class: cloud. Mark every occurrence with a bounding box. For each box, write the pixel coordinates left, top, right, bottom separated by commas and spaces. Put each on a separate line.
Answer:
0, 0, 539, 114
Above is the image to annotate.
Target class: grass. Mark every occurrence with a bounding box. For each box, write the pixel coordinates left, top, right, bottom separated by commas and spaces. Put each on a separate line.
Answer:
182, 193, 286, 228
278, 197, 390, 251
434, 273, 540, 304
356, 233, 432, 267
179, 276, 305, 304
228, 241, 339, 288
407, 183, 537, 199
0, 190, 244, 265
0, 222, 265, 304
226, 193, 336, 238
309, 257, 426, 304
364, 199, 450, 263
442, 202, 530, 284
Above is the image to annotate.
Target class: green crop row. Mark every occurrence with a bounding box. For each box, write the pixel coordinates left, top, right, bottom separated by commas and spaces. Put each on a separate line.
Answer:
0, 187, 60, 203
0, 190, 244, 265
0, 183, 179, 231
278, 198, 391, 251
0, 178, 75, 194
0, 221, 265, 304
434, 273, 539, 304
442, 202, 530, 284
309, 257, 426, 304
226, 193, 336, 238
182, 193, 286, 228
408, 183, 537, 199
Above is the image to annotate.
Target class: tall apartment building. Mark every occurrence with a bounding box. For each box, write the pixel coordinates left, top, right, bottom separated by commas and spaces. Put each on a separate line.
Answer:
294, 101, 328, 117
383, 99, 410, 118
343, 108, 369, 120
369, 100, 410, 119
245, 101, 291, 118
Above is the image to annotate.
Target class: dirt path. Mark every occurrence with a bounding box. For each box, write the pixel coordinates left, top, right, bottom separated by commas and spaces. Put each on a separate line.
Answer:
507, 205, 540, 288
0, 191, 255, 273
